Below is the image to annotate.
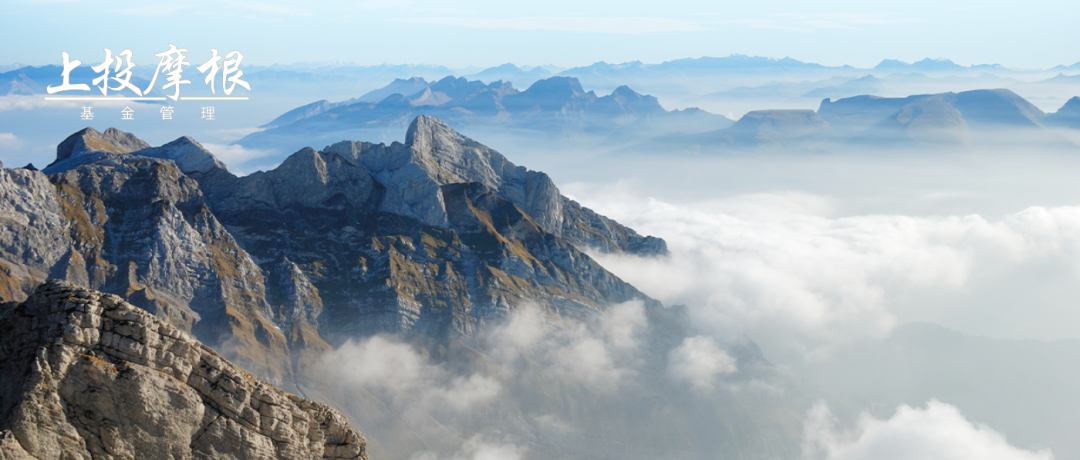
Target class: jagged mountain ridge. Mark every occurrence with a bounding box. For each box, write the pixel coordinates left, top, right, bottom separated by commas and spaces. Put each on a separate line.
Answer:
0, 117, 667, 383
0, 122, 810, 460
0, 280, 366, 460
599, 107, 736, 149
0, 65, 164, 98
626, 88, 1080, 153
236, 76, 731, 168
199, 116, 668, 341
1, 135, 291, 383
248, 75, 665, 136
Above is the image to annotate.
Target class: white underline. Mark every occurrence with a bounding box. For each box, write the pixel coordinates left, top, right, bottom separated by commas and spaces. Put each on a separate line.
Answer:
180, 97, 249, 100
44, 96, 250, 101
45, 97, 167, 101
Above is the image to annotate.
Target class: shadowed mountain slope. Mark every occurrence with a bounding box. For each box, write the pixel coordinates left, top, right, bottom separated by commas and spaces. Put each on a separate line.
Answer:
0, 118, 667, 382
0, 120, 812, 460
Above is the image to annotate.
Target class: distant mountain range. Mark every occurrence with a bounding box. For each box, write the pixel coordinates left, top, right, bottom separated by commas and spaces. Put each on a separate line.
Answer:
236, 76, 733, 170
462, 62, 558, 86
245, 77, 1080, 172
694, 71, 1080, 116
7, 55, 1078, 99
1045, 96, 1080, 129
0, 118, 804, 459
0, 65, 161, 97
629, 89, 1080, 154
872, 57, 1009, 73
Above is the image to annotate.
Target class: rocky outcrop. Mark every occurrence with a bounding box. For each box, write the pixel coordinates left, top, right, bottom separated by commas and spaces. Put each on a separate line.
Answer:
319, 115, 666, 256
200, 116, 665, 338
2, 129, 295, 383
0, 119, 667, 377
0, 279, 365, 460
52, 127, 150, 165
0, 167, 71, 301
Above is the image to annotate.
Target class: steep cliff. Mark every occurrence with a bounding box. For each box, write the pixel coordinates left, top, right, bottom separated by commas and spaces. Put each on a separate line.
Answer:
0, 279, 366, 460
201, 115, 665, 338
2, 127, 293, 383
0, 121, 806, 460
0, 119, 667, 377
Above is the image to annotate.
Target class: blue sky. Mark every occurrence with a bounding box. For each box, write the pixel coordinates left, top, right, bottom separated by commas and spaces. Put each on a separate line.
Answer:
1, 0, 1078, 70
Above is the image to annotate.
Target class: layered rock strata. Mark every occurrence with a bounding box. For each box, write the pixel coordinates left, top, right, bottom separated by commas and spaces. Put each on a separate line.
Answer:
0, 118, 667, 378
0, 280, 366, 460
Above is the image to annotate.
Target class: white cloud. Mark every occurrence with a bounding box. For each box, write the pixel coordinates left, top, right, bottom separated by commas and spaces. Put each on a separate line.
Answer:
357, 0, 415, 10
206, 127, 265, 142
715, 13, 920, 34
440, 374, 502, 412
0, 96, 129, 111
112, 4, 188, 16
486, 301, 646, 391
390, 16, 710, 34
598, 299, 646, 350
570, 182, 1080, 359
802, 400, 1053, 460
550, 336, 625, 389
200, 143, 274, 173
0, 133, 23, 156
410, 436, 526, 460
351, 0, 471, 16
0, 95, 90, 110
486, 304, 547, 360
317, 336, 501, 413
479, 302, 645, 391
224, 0, 313, 17
667, 335, 736, 392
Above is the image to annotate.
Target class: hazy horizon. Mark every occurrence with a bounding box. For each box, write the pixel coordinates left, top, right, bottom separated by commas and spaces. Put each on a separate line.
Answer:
3, 1, 1080, 459
3, 0, 1079, 69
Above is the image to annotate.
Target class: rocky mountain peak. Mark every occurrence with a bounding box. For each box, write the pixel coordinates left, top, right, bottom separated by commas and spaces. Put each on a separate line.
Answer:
0, 279, 366, 459
489, 63, 520, 72
535, 76, 585, 95
2, 117, 667, 387
138, 135, 230, 175
405, 114, 452, 147
53, 127, 150, 164
611, 85, 640, 98
404, 115, 517, 188
45, 127, 230, 179
261, 99, 335, 129
733, 109, 825, 131
953, 88, 1046, 127
1045, 96, 1080, 128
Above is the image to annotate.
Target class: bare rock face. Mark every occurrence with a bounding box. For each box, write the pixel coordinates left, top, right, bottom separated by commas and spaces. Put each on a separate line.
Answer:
322, 115, 667, 256
136, 136, 230, 176
2, 144, 295, 383
0, 280, 366, 460
202, 116, 665, 338
53, 127, 151, 163
0, 118, 667, 379
0, 168, 72, 300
